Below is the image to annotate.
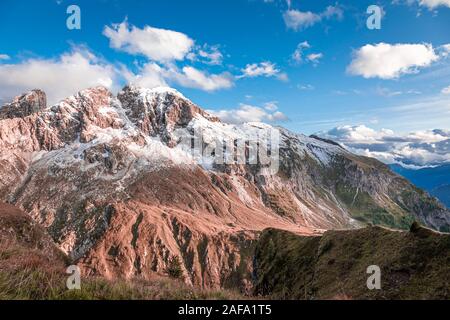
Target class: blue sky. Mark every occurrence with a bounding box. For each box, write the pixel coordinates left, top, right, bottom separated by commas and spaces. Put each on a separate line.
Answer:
0, 0, 449, 138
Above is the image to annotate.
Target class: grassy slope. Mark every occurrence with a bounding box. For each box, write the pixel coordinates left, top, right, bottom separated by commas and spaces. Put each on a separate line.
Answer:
253, 225, 450, 300
2, 201, 449, 300
0, 203, 242, 300
0, 242, 244, 300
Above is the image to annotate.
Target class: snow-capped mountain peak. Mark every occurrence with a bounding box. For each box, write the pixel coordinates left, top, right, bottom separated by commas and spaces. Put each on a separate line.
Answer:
0, 86, 448, 289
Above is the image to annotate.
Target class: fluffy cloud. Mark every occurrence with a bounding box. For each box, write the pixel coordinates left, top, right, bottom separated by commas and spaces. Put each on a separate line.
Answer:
167, 66, 234, 91
283, 10, 321, 31
322, 4, 345, 19
103, 21, 194, 62
123, 63, 233, 92
306, 53, 323, 64
209, 102, 288, 124
395, 0, 450, 9
0, 21, 232, 103
239, 61, 287, 81
317, 125, 450, 167
441, 85, 450, 95
240, 62, 279, 78
291, 42, 323, 66
291, 41, 310, 63
0, 48, 117, 105
104, 21, 233, 91
347, 43, 439, 79
440, 44, 450, 56
105, 21, 228, 66
283, 4, 343, 31
188, 45, 224, 66
121, 62, 168, 89
263, 101, 278, 111
418, 0, 450, 9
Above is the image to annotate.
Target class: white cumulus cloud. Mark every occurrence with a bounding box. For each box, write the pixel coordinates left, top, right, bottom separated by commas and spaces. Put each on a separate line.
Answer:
307, 53, 323, 65
442, 85, 450, 95
0, 48, 117, 105
395, 0, 450, 10
121, 62, 168, 89
291, 41, 310, 63
291, 42, 323, 65
239, 61, 287, 81
210, 103, 288, 124
187, 45, 224, 66
419, 0, 450, 9
347, 43, 439, 79
240, 62, 280, 78
104, 20, 233, 92
317, 125, 450, 167
167, 66, 234, 91
283, 10, 321, 31
283, 4, 343, 31
103, 21, 194, 63
122, 63, 233, 92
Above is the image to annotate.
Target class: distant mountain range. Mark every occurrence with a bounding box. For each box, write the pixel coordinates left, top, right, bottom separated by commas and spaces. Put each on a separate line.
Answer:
390, 164, 450, 208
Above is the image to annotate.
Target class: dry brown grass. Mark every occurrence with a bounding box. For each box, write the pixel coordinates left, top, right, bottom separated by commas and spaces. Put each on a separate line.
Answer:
0, 241, 243, 300
0, 202, 243, 300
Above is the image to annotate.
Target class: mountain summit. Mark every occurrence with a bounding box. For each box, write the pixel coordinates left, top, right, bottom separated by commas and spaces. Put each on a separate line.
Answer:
0, 86, 448, 289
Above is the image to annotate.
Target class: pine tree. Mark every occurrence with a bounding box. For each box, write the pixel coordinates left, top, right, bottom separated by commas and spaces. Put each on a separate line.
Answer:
167, 256, 184, 279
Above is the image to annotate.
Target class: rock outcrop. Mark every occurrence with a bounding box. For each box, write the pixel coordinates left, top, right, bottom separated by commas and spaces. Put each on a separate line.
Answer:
117, 85, 219, 147
0, 90, 46, 120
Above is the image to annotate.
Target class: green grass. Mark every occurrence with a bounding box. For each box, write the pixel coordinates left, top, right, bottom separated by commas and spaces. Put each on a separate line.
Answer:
253, 225, 450, 300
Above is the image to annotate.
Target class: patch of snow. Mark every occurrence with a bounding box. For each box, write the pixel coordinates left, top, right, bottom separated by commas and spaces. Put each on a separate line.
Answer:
229, 176, 254, 206
308, 145, 332, 166
98, 106, 117, 115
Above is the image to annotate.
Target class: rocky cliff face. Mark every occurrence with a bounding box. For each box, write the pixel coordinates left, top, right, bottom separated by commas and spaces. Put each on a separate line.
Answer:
0, 86, 449, 290
0, 90, 46, 120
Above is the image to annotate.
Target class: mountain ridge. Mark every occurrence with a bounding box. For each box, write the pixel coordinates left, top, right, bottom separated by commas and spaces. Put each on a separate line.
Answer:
390, 163, 450, 209
1, 86, 449, 290
254, 225, 450, 299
